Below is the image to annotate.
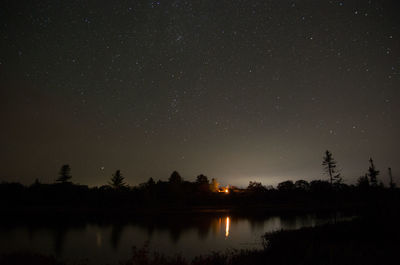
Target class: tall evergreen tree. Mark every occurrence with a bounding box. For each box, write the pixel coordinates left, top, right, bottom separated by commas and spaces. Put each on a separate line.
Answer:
368, 158, 379, 187
57, 164, 72, 183
322, 150, 341, 185
109, 170, 126, 189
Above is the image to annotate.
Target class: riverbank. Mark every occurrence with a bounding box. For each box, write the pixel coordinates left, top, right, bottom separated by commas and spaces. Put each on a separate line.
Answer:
0, 200, 363, 223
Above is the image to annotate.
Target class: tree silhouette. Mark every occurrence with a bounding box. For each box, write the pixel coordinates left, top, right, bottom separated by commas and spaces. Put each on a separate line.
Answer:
247, 181, 266, 192
277, 180, 295, 192
357, 174, 370, 189
108, 170, 126, 189
322, 150, 341, 186
196, 174, 209, 184
56, 164, 72, 183
33, 178, 41, 186
168, 171, 182, 184
368, 158, 379, 187
196, 174, 210, 192
388, 167, 395, 189
147, 177, 155, 186
295, 180, 310, 191
310, 180, 332, 193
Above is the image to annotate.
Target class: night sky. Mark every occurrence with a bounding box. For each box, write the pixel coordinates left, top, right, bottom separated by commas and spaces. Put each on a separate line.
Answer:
1, 0, 399, 187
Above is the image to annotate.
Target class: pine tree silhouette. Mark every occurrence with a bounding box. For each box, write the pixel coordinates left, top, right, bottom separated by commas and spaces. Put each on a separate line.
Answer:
368, 158, 379, 187
168, 171, 182, 184
388, 167, 395, 189
57, 164, 72, 183
108, 170, 126, 189
322, 150, 342, 186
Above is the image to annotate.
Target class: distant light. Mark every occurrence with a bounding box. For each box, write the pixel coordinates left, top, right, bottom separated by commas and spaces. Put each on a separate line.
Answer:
225, 188, 229, 193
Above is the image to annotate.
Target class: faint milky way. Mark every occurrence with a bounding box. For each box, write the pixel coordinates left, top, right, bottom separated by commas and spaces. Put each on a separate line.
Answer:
0, 0, 399, 186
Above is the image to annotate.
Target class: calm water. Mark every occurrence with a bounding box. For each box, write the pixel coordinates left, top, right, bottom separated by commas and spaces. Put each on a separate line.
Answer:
0, 213, 351, 264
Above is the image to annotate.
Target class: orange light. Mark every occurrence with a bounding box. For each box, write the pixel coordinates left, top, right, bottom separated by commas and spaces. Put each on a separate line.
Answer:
225, 188, 229, 193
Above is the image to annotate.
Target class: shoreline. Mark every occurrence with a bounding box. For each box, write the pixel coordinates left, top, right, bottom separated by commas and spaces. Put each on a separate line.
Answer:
0, 201, 362, 222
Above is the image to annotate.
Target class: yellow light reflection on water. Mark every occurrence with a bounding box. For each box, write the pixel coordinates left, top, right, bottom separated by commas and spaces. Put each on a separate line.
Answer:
225, 217, 230, 237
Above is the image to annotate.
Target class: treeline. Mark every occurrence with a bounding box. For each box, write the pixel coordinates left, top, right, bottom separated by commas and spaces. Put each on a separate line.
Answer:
0, 150, 398, 214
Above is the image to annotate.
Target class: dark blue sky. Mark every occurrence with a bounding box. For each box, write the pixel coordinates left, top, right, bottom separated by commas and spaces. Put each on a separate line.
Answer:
1, 0, 399, 187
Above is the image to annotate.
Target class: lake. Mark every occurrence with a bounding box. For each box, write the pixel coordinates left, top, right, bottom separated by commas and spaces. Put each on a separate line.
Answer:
0, 213, 352, 264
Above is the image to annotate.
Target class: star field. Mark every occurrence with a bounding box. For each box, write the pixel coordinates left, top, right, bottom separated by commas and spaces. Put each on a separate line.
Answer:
0, 0, 399, 186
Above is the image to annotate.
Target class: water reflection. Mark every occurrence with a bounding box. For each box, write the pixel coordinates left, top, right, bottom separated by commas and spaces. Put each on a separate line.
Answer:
110, 224, 124, 249
96, 231, 102, 247
225, 217, 230, 237
0, 213, 353, 265
53, 226, 67, 255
